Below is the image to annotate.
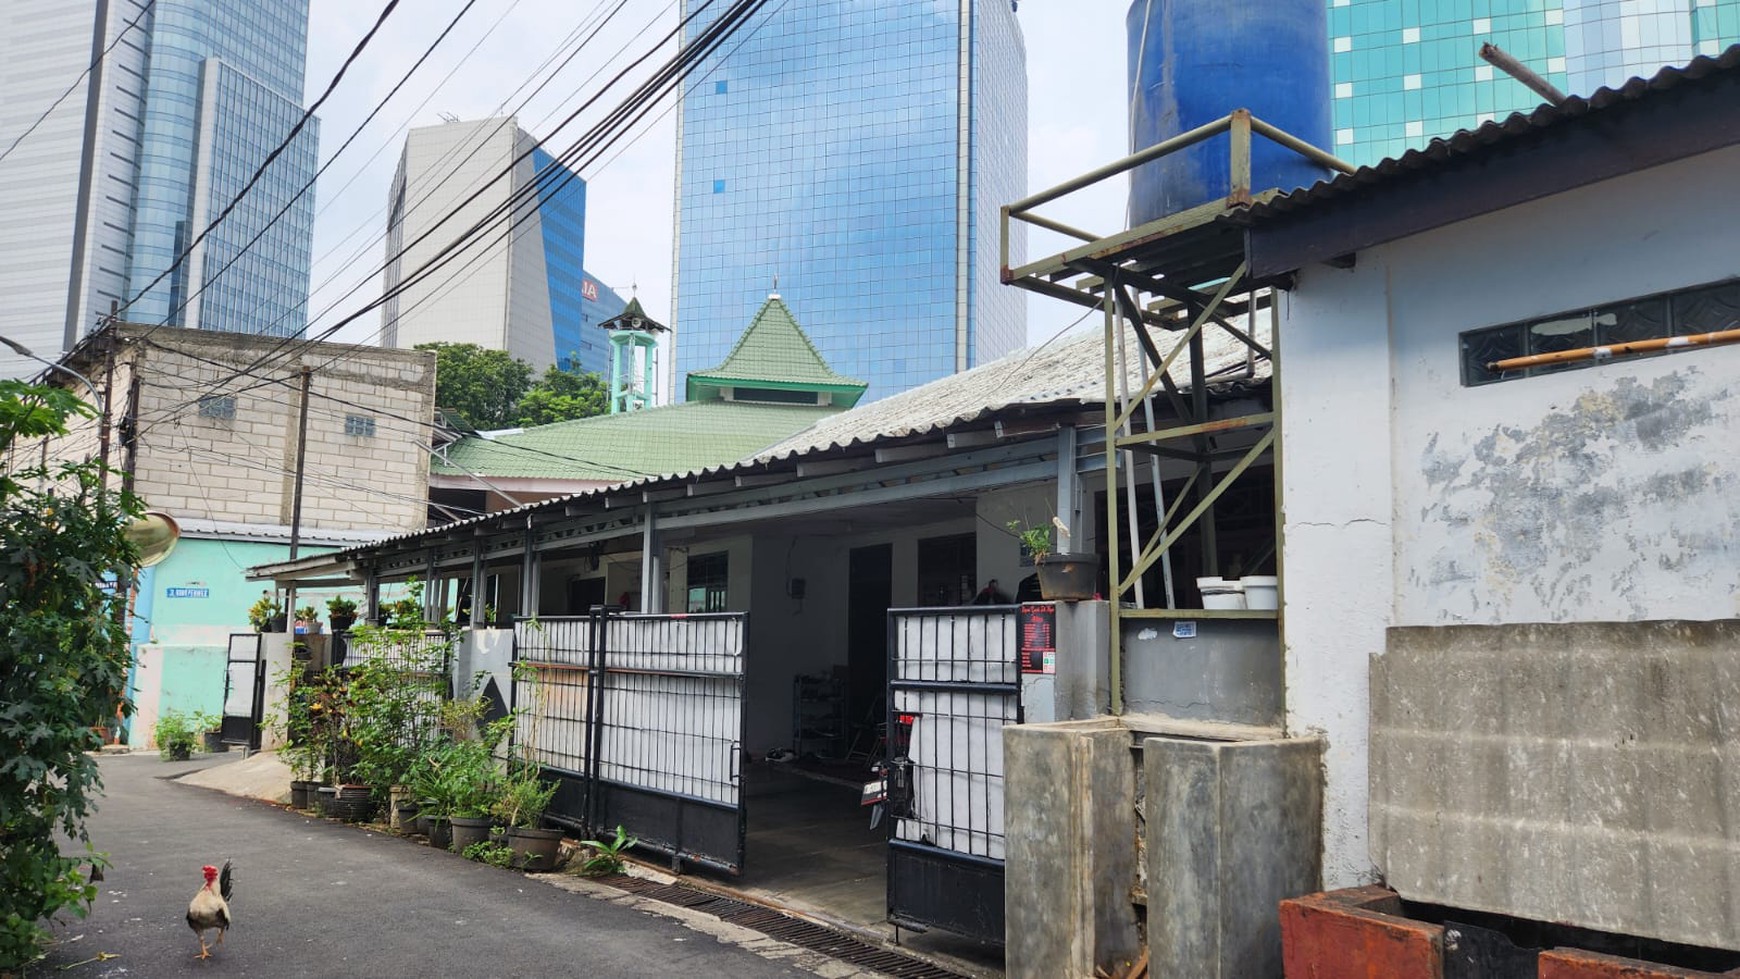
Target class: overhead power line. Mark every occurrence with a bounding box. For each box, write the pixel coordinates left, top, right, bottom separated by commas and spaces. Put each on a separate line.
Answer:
0, 0, 158, 166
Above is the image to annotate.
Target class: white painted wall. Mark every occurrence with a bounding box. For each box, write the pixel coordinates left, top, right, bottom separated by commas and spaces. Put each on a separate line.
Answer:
1280, 143, 1740, 890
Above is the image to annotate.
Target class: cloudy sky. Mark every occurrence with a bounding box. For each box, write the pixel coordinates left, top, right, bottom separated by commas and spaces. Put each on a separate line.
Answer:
304, 0, 1134, 357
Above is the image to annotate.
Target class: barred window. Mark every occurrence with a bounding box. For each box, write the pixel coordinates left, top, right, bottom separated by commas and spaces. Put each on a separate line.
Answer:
197, 395, 236, 420
344, 414, 376, 437
1461, 279, 1740, 386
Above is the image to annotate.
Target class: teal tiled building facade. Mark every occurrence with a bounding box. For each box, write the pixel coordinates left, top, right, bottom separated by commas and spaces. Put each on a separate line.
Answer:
1330, 0, 1740, 166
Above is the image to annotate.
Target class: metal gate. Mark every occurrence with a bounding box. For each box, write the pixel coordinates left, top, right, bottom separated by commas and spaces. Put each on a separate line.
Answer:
219, 633, 265, 750
885, 605, 1022, 946
513, 608, 748, 874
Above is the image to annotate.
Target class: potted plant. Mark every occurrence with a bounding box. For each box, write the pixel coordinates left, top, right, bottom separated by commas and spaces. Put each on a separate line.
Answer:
1008, 517, 1097, 602
196, 710, 225, 753
154, 709, 200, 761
326, 595, 359, 633
492, 769, 562, 870
295, 604, 321, 635
248, 591, 286, 632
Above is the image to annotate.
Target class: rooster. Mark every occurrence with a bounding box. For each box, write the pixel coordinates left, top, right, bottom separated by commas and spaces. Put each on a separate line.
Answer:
185, 861, 233, 960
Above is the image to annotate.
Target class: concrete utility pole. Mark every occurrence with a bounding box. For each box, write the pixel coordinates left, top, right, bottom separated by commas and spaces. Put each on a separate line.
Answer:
286, 367, 313, 620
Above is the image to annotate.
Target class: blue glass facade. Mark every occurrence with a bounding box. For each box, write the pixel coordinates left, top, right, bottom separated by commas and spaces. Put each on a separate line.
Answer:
1331, 0, 1740, 167
124, 0, 317, 335
531, 146, 595, 374
674, 1, 1026, 402
568, 275, 627, 377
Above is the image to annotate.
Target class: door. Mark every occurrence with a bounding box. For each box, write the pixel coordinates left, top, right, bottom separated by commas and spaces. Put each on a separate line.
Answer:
847, 544, 893, 750
219, 633, 265, 749
885, 605, 1021, 945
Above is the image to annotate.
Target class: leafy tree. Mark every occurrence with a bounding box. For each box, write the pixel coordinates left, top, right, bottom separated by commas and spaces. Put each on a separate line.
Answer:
517, 363, 609, 426
416, 342, 533, 430
0, 380, 141, 971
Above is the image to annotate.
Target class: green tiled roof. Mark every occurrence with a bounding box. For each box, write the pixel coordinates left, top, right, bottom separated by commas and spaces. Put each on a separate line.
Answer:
686, 295, 866, 406
431, 399, 837, 481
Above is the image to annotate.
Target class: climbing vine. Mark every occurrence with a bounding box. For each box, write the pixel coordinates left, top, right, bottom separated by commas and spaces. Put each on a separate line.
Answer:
0, 380, 141, 971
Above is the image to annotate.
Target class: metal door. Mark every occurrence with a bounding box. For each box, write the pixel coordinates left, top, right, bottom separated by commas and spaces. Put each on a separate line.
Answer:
885, 605, 1022, 945
514, 607, 748, 874
219, 633, 265, 749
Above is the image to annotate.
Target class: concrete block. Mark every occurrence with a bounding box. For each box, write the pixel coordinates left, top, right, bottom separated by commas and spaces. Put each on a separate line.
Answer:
1373, 621, 1740, 951
1124, 618, 1282, 726
1004, 719, 1141, 979
1279, 886, 1443, 979
1147, 735, 1323, 978
1538, 949, 1740, 978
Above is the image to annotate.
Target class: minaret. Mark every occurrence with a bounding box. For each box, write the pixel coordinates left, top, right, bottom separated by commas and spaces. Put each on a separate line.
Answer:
597, 295, 668, 414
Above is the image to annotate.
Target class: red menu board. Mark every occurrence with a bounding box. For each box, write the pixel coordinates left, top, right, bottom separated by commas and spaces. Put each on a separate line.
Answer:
1018, 602, 1056, 674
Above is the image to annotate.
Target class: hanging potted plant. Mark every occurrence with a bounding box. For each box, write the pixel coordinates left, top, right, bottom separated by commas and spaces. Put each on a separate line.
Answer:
326, 594, 359, 633
1009, 517, 1097, 602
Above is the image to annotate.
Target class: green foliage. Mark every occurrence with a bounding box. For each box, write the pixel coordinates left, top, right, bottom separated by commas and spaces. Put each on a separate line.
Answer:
515, 363, 608, 427
577, 825, 637, 877
294, 605, 318, 626
325, 595, 358, 619
376, 577, 428, 630
417, 342, 534, 430
153, 710, 208, 760
247, 591, 283, 632
1006, 519, 1053, 562
461, 840, 515, 869
0, 380, 140, 970
330, 629, 453, 790
490, 769, 557, 829
405, 698, 511, 821
267, 666, 321, 781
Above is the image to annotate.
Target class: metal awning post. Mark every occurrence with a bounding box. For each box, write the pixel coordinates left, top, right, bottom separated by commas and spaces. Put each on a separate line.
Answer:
640, 505, 662, 614
1103, 289, 1124, 715
520, 519, 539, 619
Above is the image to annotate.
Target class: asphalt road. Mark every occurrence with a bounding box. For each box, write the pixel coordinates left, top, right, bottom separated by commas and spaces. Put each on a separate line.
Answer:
36, 754, 816, 978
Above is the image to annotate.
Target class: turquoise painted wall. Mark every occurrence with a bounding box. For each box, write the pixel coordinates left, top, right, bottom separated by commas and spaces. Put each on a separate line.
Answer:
127, 537, 364, 742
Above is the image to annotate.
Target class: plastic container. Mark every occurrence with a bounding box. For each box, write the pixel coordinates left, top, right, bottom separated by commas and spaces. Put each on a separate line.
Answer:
1240, 575, 1278, 610
1196, 576, 1247, 610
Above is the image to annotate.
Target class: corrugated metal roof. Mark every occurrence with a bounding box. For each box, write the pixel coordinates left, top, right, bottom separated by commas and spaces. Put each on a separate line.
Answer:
178, 519, 400, 547
281, 320, 1270, 568
1243, 44, 1740, 223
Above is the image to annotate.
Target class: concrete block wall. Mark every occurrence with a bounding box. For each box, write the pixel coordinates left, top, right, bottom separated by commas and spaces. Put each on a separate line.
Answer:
1372, 620, 1740, 952
123, 329, 434, 532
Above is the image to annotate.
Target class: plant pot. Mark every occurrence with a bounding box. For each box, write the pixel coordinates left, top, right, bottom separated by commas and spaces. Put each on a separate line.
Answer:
202, 730, 227, 753
426, 817, 452, 851
1036, 553, 1097, 602
266, 613, 289, 632
329, 787, 379, 824
449, 815, 495, 854
165, 743, 191, 761
315, 785, 338, 817
290, 780, 317, 809
329, 614, 356, 633
505, 825, 565, 871
395, 801, 422, 833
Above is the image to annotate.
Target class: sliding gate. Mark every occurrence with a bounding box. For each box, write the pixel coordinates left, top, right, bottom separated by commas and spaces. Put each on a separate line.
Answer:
513, 608, 748, 874
886, 605, 1022, 945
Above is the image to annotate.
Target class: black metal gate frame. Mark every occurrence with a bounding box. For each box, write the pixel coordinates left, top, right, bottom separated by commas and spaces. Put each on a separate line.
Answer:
514, 606, 748, 876
885, 605, 1022, 946
219, 633, 265, 750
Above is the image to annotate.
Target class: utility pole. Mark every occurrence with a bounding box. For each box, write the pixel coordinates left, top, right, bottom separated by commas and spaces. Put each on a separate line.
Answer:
286, 367, 313, 622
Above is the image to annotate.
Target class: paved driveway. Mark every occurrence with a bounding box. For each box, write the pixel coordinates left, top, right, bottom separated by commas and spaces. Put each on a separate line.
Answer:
37, 754, 816, 978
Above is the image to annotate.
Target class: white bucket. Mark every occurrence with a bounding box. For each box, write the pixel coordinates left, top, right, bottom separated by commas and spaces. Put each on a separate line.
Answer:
1196, 576, 1246, 610
1240, 575, 1278, 610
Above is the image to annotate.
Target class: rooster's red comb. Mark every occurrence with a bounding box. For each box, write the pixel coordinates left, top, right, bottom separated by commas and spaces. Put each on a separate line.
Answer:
202, 865, 219, 880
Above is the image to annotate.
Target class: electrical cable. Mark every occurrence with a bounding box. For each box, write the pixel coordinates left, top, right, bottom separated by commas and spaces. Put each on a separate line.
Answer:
0, 0, 158, 166
112, 0, 403, 323
135, 0, 764, 433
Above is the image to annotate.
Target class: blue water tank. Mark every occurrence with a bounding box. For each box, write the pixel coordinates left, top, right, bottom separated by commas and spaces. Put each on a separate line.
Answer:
1126, 0, 1333, 225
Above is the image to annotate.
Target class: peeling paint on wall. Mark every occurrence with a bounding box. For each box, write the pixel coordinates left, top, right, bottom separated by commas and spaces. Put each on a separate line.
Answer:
1409, 370, 1739, 623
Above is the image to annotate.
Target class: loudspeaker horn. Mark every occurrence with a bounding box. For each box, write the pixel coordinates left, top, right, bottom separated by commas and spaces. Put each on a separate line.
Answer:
125, 511, 181, 568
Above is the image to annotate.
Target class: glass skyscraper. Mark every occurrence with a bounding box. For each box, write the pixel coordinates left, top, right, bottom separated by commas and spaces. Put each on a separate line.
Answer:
0, 0, 319, 376
1330, 0, 1740, 166
672, 1, 1027, 403
384, 118, 623, 377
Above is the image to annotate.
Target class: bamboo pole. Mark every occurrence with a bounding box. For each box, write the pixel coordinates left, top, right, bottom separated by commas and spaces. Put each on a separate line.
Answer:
1489, 327, 1740, 372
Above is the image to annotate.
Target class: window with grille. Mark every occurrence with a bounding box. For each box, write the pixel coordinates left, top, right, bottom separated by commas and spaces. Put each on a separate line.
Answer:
686, 552, 729, 613
197, 395, 236, 420
1460, 279, 1740, 386
344, 414, 376, 437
